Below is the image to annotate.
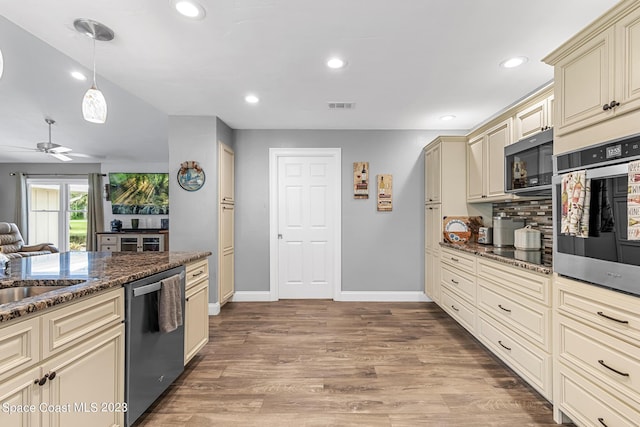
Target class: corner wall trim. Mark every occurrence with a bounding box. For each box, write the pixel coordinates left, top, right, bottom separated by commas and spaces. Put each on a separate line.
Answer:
336, 291, 431, 302
230, 291, 274, 302
209, 302, 221, 316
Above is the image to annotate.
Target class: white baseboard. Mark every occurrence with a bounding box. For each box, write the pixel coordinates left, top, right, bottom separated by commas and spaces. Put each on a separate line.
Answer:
230, 291, 273, 302
336, 291, 431, 302
224, 291, 431, 303
208, 302, 220, 316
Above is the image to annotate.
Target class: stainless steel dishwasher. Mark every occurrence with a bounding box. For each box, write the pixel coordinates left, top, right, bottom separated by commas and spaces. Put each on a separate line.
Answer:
124, 266, 186, 427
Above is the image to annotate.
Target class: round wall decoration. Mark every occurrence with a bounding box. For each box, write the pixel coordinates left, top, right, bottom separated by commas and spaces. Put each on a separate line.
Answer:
177, 160, 205, 191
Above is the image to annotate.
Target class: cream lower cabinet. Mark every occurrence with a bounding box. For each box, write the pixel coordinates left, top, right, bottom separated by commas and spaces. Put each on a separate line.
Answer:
553, 274, 640, 426
425, 204, 442, 303
219, 204, 234, 305
184, 259, 210, 365
437, 249, 553, 401
0, 288, 124, 427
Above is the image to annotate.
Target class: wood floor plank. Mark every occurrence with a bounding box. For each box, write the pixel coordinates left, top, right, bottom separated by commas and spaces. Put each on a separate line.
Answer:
133, 301, 568, 426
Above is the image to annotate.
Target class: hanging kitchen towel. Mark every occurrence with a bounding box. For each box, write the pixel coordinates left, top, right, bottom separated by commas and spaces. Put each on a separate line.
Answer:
158, 274, 183, 333
560, 170, 588, 236
577, 178, 591, 238
628, 160, 640, 240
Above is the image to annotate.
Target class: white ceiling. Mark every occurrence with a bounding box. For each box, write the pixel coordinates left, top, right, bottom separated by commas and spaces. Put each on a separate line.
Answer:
0, 0, 621, 163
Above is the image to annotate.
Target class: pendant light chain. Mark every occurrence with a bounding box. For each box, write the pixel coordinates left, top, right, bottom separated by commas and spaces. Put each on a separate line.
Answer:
92, 36, 97, 88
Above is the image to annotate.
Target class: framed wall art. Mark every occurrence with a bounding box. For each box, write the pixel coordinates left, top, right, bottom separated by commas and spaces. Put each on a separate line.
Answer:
377, 174, 393, 211
353, 162, 369, 199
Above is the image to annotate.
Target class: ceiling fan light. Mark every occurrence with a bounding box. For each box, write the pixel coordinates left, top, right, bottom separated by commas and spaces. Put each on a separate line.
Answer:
51, 152, 73, 162
82, 86, 107, 124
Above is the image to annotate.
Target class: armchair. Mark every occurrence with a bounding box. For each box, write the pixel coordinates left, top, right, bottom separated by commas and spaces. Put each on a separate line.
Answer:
0, 222, 59, 259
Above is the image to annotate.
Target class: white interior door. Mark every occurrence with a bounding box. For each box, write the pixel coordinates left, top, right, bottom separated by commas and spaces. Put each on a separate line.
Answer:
270, 149, 341, 299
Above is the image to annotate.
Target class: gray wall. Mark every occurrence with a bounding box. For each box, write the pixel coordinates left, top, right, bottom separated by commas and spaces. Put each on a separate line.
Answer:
168, 116, 218, 303
234, 129, 462, 293
0, 163, 101, 225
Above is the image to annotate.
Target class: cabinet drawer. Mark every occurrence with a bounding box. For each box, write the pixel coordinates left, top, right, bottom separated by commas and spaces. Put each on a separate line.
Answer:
100, 235, 117, 244
477, 258, 550, 305
41, 288, 124, 359
0, 317, 39, 382
441, 288, 475, 334
441, 265, 475, 304
555, 275, 640, 343
557, 364, 640, 427
186, 259, 209, 289
558, 315, 640, 403
440, 248, 476, 274
100, 245, 117, 252
477, 312, 551, 400
478, 279, 550, 351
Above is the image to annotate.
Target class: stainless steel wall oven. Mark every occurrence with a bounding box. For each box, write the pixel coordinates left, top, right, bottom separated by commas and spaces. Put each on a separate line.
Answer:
553, 133, 640, 296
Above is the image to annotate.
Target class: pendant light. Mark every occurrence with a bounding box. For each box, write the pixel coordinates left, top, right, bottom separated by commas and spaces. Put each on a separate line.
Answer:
74, 19, 114, 124
0, 47, 4, 80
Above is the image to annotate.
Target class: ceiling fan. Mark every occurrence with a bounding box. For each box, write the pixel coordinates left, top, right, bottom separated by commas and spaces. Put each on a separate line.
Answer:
38, 118, 73, 161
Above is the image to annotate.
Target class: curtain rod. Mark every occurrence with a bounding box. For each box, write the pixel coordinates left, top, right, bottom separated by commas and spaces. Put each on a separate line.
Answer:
10, 173, 106, 176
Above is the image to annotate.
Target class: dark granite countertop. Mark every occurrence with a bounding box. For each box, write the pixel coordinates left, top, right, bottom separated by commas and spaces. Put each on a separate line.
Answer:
440, 242, 552, 275
0, 251, 211, 323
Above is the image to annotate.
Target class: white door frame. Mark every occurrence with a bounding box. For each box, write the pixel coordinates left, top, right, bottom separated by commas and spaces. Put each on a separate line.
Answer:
269, 148, 342, 301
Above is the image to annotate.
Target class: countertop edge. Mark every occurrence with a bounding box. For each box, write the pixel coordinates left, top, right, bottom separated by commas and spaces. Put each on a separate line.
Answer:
0, 251, 212, 324
440, 242, 553, 275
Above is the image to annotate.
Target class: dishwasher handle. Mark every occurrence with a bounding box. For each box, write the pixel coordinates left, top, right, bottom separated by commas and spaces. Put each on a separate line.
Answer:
132, 271, 185, 297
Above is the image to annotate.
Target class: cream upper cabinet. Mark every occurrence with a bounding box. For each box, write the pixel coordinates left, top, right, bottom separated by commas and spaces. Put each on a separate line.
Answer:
544, 0, 640, 148
424, 142, 441, 204
219, 142, 235, 204
467, 118, 512, 202
514, 95, 554, 141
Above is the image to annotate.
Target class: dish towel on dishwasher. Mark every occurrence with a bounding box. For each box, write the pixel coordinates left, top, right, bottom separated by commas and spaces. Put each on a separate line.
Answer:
158, 274, 183, 333
560, 170, 591, 238
629, 160, 640, 240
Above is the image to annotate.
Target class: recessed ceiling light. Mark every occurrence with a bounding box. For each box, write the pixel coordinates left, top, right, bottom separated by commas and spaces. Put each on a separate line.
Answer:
71, 71, 87, 81
171, 0, 206, 19
327, 57, 346, 69
440, 115, 456, 121
500, 56, 528, 69
245, 94, 259, 104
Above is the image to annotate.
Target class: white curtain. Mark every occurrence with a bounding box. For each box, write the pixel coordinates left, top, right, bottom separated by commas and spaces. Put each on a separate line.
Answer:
86, 173, 105, 251
14, 172, 28, 236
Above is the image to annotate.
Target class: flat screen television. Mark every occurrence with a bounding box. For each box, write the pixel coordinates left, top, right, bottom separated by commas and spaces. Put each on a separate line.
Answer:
109, 172, 169, 215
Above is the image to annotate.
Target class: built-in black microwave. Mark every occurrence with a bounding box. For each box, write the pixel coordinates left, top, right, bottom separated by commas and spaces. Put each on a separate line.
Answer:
504, 128, 553, 196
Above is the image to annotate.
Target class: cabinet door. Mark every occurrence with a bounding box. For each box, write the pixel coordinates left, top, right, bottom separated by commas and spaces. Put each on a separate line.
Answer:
515, 100, 547, 141
425, 143, 441, 203
425, 251, 440, 304
185, 280, 209, 364
219, 205, 234, 305
425, 204, 442, 253
41, 325, 124, 427
466, 135, 484, 201
141, 235, 162, 252
616, 6, 640, 116
485, 119, 511, 199
119, 237, 138, 252
0, 366, 41, 427
219, 143, 235, 204
555, 28, 615, 135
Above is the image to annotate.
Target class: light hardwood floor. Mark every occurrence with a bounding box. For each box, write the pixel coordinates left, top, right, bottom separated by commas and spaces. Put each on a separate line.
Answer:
134, 301, 567, 426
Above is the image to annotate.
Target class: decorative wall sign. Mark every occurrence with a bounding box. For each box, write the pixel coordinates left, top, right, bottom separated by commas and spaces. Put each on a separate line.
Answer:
353, 162, 369, 199
177, 160, 206, 191
377, 174, 393, 211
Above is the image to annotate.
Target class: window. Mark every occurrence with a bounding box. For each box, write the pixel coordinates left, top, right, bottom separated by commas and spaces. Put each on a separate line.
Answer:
27, 178, 88, 252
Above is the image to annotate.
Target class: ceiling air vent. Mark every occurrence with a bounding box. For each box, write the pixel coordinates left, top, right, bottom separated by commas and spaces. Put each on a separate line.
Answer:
328, 102, 355, 110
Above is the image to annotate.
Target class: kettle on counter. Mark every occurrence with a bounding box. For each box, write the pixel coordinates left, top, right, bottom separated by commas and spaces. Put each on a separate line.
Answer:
110, 219, 122, 232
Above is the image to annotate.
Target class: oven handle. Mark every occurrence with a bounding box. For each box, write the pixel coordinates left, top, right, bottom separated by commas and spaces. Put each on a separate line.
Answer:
553, 163, 628, 183
132, 271, 185, 297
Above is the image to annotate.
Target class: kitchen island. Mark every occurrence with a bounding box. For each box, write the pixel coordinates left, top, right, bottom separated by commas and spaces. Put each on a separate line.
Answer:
0, 250, 210, 427
0, 250, 210, 323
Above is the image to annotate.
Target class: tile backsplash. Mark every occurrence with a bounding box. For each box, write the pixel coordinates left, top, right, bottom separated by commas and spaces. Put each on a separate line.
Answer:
493, 199, 553, 264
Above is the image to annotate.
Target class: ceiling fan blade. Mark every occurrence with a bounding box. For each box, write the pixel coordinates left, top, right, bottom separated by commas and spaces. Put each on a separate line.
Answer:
49, 146, 72, 154
50, 152, 73, 162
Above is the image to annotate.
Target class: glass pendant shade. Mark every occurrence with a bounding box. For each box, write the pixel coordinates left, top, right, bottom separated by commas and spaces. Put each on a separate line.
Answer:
82, 84, 107, 123
0, 48, 4, 79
